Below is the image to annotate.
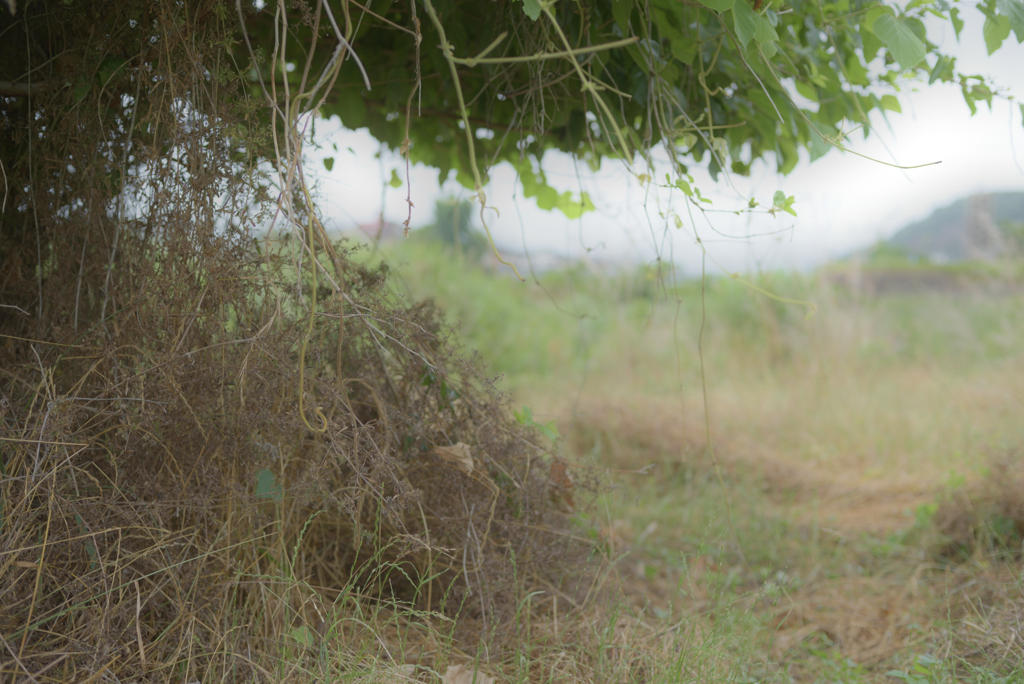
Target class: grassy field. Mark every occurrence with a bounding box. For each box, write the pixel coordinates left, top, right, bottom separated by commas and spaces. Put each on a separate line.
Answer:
360, 239, 1024, 683
8, 233, 1020, 682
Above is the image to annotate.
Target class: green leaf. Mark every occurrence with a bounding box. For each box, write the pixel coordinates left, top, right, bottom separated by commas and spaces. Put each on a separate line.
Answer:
845, 53, 870, 86
967, 81, 994, 110
733, 1, 759, 47
255, 468, 283, 502
808, 123, 838, 161
521, 0, 541, 21
903, 16, 927, 41
996, 0, 1024, 42
670, 38, 698, 64
556, 191, 595, 219
711, 136, 728, 160
961, 82, 979, 115
289, 626, 317, 647
534, 184, 559, 211
880, 94, 902, 112
388, 169, 403, 188
323, 157, 335, 171
983, 14, 1011, 54
873, 14, 927, 69
518, 159, 593, 218
905, 0, 934, 9
624, 42, 648, 72
333, 92, 366, 127
539, 422, 561, 442
777, 138, 798, 174
928, 55, 954, 84
753, 17, 779, 45
794, 80, 818, 102
73, 81, 92, 102
861, 27, 883, 62
860, 5, 894, 61
98, 56, 129, 86
695, 0, 734, 13
771, 192, 798, 216
950, 7, 964, 38
675, 178, 694, 196
514, 405, 560, 441
863, 4, 896, 31
612, 0, 633, 30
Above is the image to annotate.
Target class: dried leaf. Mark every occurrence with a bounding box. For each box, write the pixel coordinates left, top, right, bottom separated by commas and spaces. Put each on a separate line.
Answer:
549, 458, 575, 511
443, 664, 495, 684
433, 443, 474, 475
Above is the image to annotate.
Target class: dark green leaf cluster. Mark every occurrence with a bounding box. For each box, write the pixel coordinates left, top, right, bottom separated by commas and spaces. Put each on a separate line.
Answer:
234, 0, 1020, 211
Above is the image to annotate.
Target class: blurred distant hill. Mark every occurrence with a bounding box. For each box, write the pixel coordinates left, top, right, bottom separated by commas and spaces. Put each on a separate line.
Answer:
884, 191, 1024, 262
825, 191, 1024, 295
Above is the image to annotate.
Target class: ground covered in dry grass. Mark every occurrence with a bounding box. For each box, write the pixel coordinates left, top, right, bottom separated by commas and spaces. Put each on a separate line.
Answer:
557, 394, 1024, 683
378, 243, 1024, 683
5, 218, 1023, 682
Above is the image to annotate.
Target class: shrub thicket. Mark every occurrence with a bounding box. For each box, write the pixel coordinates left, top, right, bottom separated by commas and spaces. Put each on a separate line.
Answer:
0, 2, 581, 678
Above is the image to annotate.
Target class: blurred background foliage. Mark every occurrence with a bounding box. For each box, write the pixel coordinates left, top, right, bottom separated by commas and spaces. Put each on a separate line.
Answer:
366, 229, 1024, 391
409, 199, 492, 259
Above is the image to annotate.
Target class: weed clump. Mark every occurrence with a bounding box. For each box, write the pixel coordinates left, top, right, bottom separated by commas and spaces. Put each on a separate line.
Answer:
0, 2, 583, 679
932, 453, 1024, 559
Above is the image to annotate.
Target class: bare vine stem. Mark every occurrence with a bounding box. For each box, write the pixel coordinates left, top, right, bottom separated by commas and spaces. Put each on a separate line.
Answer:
453, 35, 638, 66
420, 0, 525, 279
539, 3, 632, 162
239, 0, 376, 433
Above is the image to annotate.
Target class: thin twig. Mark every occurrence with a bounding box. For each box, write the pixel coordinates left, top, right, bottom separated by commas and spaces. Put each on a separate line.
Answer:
453, 36, 639, 66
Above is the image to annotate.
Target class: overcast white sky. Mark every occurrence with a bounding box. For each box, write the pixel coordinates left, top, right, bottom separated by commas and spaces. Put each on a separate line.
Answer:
310, 8, 1024, 274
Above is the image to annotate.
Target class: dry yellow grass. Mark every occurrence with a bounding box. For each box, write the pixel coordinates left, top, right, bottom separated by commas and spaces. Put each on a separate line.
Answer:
508, 281, 1024, 681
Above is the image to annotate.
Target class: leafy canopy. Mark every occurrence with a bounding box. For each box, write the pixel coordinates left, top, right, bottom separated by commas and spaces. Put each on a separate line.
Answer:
237, 0, 1023, 215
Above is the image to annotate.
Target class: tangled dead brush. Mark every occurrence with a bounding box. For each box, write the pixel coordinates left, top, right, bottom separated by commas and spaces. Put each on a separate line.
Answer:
0, 1, 585, 680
